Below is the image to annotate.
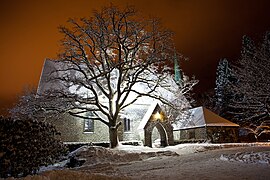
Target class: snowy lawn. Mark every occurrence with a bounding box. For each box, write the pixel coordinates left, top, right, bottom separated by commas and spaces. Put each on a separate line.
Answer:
8, 142, 270, 180
40, 142, 270, 172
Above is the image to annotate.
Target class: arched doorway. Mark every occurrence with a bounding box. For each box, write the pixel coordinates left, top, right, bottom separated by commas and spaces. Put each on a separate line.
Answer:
138, 102, 174, 147
151, 126, 160, 147
144, 122, 170, 147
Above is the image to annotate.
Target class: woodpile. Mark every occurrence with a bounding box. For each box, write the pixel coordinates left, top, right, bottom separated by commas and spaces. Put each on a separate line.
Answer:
0, 116, 67, 178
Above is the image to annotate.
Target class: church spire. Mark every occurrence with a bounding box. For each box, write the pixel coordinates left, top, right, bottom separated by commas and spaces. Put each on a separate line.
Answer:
174, 50, 182, 86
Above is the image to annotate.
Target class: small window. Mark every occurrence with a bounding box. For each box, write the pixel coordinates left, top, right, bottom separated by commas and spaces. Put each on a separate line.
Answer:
124, 118, 131, 132
84, 112, 94, 132
84, 119, 94, 132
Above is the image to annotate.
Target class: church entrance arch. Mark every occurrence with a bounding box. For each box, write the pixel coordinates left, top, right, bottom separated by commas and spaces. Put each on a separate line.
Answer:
144, 121, 173, 147
138, 102, 174, 147
151, 123, 168, 147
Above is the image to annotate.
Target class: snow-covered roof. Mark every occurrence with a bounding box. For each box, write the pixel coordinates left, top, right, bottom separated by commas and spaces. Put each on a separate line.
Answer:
138, 101, 160, 130
37, 59, 90, 96
173, 106, 239, 130
37, 59, 182, 106
37, 59, 65, 95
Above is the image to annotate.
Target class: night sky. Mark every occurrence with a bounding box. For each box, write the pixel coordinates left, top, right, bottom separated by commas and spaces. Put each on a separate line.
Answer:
1, 0, 270, 115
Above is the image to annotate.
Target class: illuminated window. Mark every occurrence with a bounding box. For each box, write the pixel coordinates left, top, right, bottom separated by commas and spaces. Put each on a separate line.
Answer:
124, 118, 131, 132
84, 112, 94, 132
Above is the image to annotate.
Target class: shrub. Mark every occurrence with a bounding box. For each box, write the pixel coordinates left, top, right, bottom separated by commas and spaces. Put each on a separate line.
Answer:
0, 116, 67, 178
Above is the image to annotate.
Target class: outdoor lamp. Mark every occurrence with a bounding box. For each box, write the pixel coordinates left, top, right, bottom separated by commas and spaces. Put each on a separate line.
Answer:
154, 112, 162, 120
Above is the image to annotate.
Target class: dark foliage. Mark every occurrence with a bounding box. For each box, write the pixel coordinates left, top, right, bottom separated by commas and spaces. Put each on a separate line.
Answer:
0, 116, 67, 178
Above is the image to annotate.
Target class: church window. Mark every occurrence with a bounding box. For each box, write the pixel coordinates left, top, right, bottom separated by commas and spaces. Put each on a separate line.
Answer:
124, 118, 131, 132
84, 112, 94, 132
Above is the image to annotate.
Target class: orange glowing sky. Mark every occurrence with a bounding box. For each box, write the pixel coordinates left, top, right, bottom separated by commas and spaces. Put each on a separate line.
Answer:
1, 0, 270, 114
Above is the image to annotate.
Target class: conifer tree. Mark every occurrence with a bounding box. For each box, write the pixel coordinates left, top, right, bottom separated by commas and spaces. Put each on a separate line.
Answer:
215, 58, 232, 114
226, 33, 270, 125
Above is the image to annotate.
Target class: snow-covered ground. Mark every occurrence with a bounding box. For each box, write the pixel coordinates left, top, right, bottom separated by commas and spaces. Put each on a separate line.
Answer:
115, 142, 270, 165
7, 142, 270, 180
116, 142, 270, 156
220, 151, 270, 164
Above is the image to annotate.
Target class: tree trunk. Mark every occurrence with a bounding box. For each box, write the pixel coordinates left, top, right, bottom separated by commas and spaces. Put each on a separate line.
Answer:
109, 126, 119, 148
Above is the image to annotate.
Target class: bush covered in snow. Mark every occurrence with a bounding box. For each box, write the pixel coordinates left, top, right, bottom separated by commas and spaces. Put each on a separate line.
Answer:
0, 116, 68, 178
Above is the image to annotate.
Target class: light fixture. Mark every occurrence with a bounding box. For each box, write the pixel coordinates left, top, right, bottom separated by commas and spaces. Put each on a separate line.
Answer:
154, 112, 162, 120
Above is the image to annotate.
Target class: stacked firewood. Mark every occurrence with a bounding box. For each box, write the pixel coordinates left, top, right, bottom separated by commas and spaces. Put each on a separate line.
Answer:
0, 116, 67, 178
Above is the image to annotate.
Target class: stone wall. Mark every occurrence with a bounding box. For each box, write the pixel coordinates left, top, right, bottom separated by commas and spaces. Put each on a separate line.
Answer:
45, 103, 181, 144
176, 127, 207, 141
206, 126, 239, 143
47, 114, 109, 143
175, 126, 239, 143
46, 104, 150, 143
121, 104, 149, 142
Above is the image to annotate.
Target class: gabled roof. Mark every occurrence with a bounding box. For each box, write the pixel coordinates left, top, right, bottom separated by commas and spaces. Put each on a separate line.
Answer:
37, 59, 183, 106
37, 59, 70, 95
173, 106, 239, 130
138, 101, 161, 130
203, 107, 239, 127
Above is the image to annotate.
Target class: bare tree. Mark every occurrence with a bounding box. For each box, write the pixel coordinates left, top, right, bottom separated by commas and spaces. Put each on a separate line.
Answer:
39, 5, 196, 148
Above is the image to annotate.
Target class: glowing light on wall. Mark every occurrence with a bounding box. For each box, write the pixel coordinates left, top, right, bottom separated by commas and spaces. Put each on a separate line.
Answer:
154, 112, 162, 120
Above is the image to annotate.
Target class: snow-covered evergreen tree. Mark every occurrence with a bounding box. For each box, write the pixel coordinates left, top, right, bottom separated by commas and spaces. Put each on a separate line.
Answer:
215, 58, 232, 114
226, 33, 270, 125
